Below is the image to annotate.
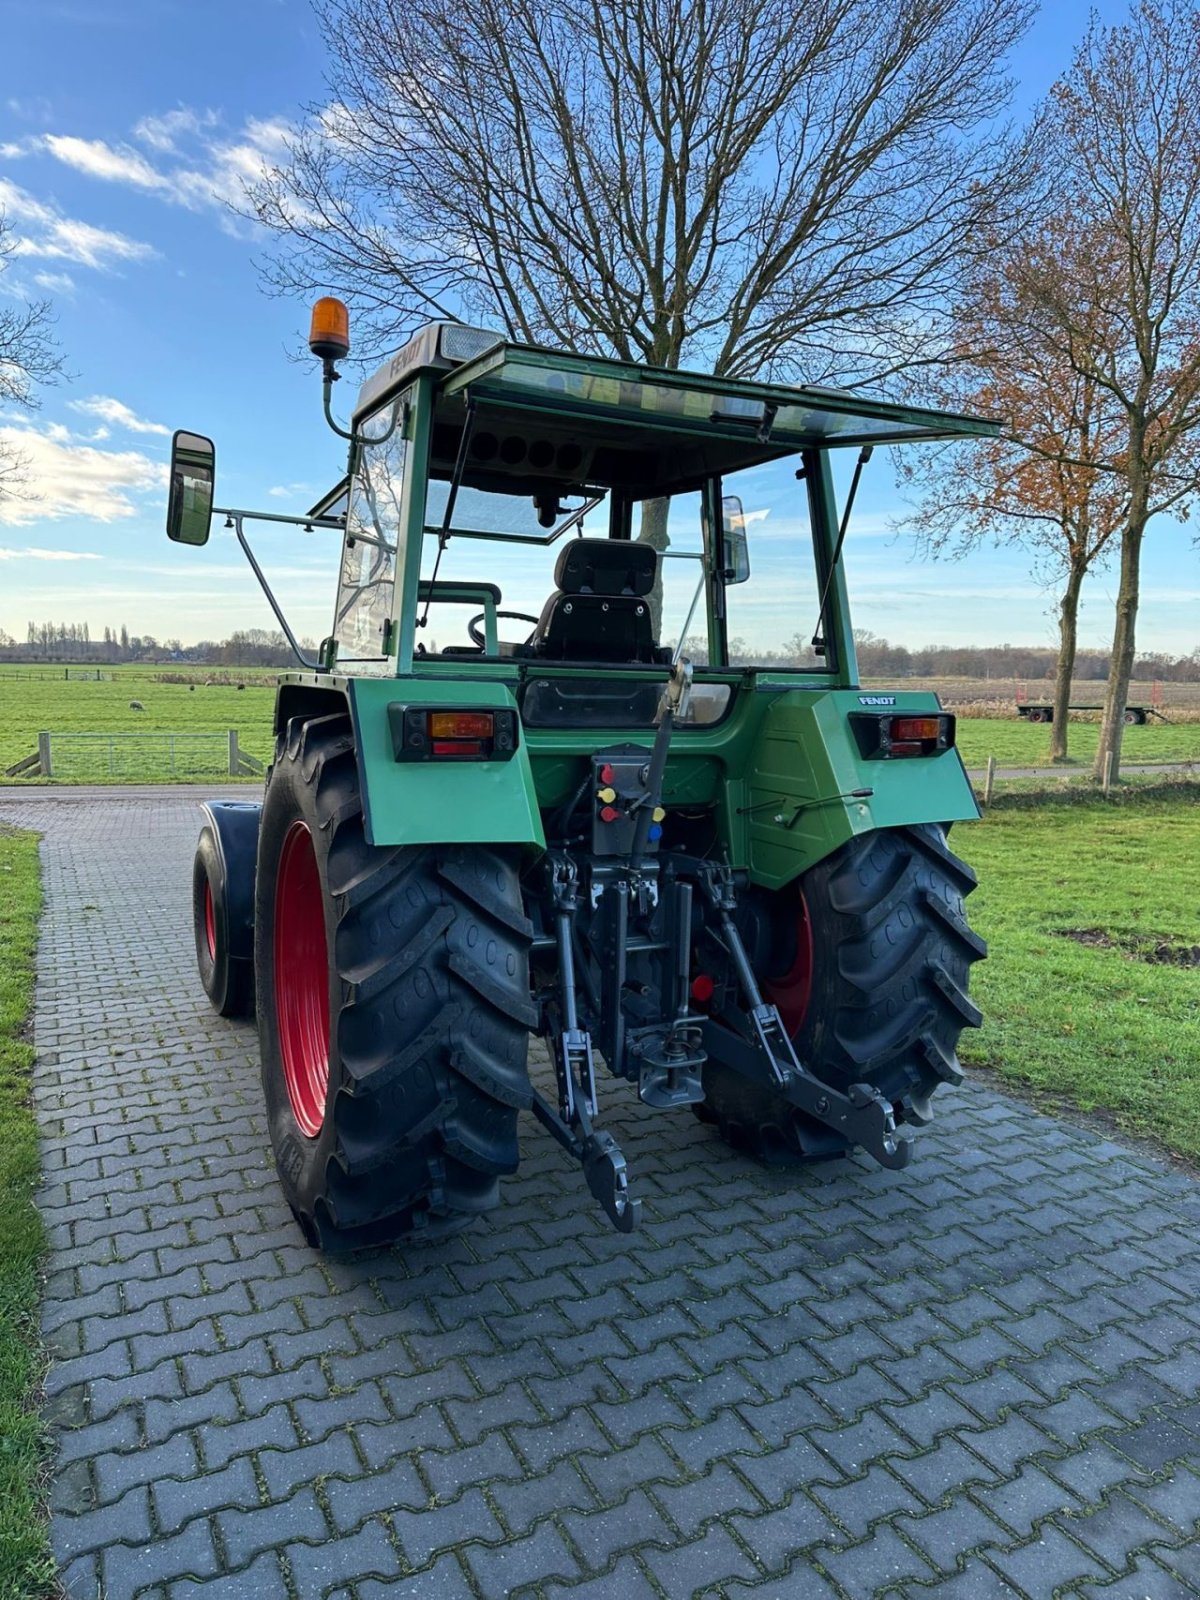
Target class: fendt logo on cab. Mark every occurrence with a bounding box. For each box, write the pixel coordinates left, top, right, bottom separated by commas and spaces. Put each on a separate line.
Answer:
858, 694, 896, 706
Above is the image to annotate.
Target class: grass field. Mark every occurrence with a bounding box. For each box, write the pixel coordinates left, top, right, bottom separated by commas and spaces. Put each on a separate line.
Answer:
864, 674, 1200, 711
959, 788, 1200, 1163
954, 718, 1200, 769
5, 663, 1200, 784
0, 828, 51, 1598
0, 670, 275, 781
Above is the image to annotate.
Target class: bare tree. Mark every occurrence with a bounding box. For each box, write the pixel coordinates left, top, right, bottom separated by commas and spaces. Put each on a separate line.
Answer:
250, 0, 1033, 387
0, 214, 60, 505
1015, 0, 1200, 781
901, 214, 1130, 760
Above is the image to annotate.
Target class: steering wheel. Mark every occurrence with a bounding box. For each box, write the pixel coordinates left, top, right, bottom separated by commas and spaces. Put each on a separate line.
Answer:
467, 610, 541, 650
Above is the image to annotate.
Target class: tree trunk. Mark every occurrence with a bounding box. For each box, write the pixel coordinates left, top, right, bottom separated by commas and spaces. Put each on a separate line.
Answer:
1092, 516, 1146, 782
637, 497, 671, 639
1050, 560, 1086, 761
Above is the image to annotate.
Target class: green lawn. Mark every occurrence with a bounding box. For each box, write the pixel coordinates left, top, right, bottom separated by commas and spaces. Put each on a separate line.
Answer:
0, 673, 275, 782
959, 790, 1200, 1162
955, 717, 1200, 769
0, 828, 52, 1597
4, 667, 1200, 783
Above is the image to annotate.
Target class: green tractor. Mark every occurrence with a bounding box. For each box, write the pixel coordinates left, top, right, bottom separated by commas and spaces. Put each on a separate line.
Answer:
169, 303, 996, 1248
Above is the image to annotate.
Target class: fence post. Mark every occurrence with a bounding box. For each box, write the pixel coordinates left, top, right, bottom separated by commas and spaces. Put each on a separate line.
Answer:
37, 731, 52, 778
984, 755, 996, 808
229, 729, 238, 776
1102, 747, 1117, 797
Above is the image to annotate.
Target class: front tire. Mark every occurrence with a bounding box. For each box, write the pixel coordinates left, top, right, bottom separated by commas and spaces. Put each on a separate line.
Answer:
255, 713, 535, 1252
698, 824, 985, 1163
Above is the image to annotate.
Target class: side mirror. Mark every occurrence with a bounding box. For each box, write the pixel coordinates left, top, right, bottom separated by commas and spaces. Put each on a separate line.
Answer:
166, 430, 216, 546
722, 495, 751, 584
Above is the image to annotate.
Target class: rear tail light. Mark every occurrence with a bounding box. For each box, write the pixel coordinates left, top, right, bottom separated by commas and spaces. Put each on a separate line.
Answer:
389, 703, 518, 762
850, 711, 955, 759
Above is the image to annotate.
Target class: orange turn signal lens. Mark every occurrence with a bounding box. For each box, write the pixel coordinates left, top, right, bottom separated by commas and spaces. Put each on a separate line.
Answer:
428, 711, 495, 740
891, 716, 943, 742
309, 296, 350, 362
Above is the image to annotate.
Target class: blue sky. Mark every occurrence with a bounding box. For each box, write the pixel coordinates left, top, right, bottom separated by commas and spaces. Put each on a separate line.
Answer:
1, 0, 1195, 657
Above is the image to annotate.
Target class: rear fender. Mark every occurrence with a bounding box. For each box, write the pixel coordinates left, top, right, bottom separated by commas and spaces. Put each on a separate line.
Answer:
199, 799, 261, 959
739, 689, 979, 891
347, 678, 546, 851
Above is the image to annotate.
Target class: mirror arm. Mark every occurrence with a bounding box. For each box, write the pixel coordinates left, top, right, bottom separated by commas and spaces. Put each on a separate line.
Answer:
216, 507, 325, 671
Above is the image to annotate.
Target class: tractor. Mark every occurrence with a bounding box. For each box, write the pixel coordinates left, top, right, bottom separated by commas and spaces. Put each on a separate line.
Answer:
168, 303, 996, 1249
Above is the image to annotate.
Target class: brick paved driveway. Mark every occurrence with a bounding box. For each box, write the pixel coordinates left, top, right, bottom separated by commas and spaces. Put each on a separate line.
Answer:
3, 789, 1200, 1600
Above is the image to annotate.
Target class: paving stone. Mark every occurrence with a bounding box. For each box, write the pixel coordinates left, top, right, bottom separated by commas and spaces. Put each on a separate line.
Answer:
1062, 1488, 1185, 1571
464, 1520, 582, 1594
12, 790, 1200, 1600
101, 1518, 222, 1595
810, 1464, 926, 1541
168, 1550, 291, 1599
895, 1498, 1015, 1576
216, 1489, 328, 1568
391, 1485, 505, 1568
540, 1552, 657, 1599
639, 1524, 758, 1594
984, 1523, 1109, 1594
973, 1462, 1082, 1539
155, 1455, 261, 1534
1077, 1552, 1200, 1600
728, 1496, 843, 1568
816, 1523, 939, 1592
325, 1455, 425, 1533
286, 1519, 402, 1599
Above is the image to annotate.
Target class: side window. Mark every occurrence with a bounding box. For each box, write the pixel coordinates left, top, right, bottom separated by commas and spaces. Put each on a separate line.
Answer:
721, 461, 823, 669
334, 400, 406, 666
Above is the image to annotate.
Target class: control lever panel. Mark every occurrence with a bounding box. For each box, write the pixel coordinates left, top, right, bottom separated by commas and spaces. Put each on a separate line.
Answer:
590, 743, 665, 856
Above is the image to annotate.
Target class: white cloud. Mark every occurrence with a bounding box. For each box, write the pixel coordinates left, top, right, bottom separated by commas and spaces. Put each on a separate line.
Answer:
0, 420, 167, 525
31, 269, 76, 295
267, 481, 314, 499
69, 395, 169, 436
0, 546, 101, 561
0, 179, 156, 270
19, 111, 294, 237
134, 107, 220, 154
42, 134, 170, 192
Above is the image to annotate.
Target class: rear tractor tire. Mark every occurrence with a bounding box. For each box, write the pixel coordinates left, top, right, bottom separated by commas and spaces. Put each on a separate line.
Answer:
697, 824, 985, 1164
193, 827, 255, 1018
255, 712, 535, 1252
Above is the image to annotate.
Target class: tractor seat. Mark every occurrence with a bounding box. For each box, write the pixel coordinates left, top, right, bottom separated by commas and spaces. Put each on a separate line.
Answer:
526, 538, 661, 663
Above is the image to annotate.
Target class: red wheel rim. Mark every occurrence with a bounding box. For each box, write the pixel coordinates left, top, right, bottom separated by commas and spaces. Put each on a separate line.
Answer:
764, 888, 814, 1038
203, 878, 217, 962
274, 821, 330, 1138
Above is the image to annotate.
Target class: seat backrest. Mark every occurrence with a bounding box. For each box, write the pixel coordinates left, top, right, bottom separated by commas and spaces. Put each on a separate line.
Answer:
529, 538, 659, 662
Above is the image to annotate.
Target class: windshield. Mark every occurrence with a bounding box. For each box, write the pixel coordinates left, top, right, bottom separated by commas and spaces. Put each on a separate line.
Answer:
340, 399, 830, 672
415, 456, 825, 670
418, 482, 710, 661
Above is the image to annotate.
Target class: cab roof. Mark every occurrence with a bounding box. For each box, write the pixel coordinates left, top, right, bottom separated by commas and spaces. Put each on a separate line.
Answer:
353, 323, 1001, 499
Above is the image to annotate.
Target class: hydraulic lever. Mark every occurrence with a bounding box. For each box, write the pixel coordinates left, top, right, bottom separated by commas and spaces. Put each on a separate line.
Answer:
540, 854, 641, 1233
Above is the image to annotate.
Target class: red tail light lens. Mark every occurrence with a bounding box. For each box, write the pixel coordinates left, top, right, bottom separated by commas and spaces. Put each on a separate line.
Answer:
388, 703, 518, 762
850, 711, 955, 759
891, 716, 943, 742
